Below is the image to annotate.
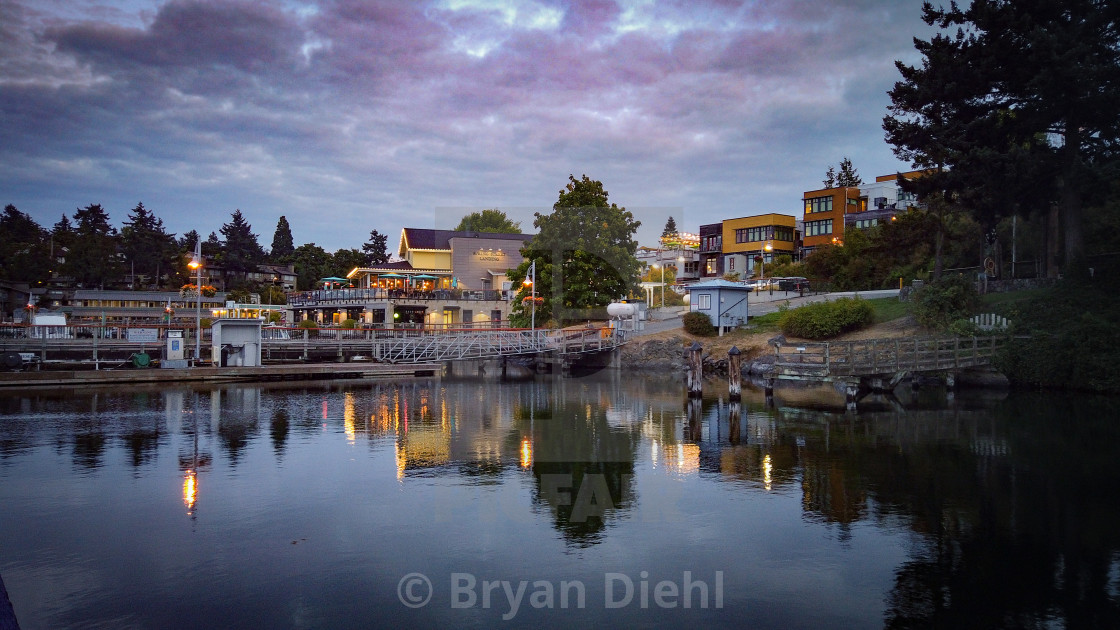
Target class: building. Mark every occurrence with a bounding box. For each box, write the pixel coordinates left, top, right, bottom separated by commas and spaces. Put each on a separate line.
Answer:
720, 214, 798, 277
800, 187, 863, 255
802, 171, 928, 256
64, 289, 228, 324
699, 223, 723, 279
688, 279, 751, 335
636, 231, 701, 285
289, 229, 534, 327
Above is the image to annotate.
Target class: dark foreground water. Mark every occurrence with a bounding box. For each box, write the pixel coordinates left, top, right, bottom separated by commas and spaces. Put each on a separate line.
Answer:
2, 373, 1120, 629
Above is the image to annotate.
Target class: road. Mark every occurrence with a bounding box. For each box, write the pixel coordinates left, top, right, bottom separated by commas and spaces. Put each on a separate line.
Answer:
634, 289, 901, 337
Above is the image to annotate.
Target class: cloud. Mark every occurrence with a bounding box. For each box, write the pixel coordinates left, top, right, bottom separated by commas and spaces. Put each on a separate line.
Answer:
1, 0, 932, 251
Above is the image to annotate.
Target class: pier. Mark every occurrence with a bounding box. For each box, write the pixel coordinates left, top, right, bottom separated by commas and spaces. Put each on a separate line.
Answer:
771, 336, 1013, 403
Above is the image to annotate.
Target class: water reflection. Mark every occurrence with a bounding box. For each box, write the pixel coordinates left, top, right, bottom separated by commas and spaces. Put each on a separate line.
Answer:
1, 378, 1119, 628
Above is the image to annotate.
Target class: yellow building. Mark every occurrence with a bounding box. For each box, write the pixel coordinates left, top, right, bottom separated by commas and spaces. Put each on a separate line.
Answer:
720, 214, 797, 277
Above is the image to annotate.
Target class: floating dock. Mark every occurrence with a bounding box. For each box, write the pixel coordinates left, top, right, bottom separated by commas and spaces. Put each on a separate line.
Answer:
0, 362, 443, 389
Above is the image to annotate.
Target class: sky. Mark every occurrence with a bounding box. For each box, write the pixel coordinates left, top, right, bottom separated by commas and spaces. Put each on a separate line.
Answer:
1, 0, 934, 253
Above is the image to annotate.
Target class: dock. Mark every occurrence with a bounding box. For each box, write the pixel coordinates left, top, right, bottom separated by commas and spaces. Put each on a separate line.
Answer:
0, 362, 442, 389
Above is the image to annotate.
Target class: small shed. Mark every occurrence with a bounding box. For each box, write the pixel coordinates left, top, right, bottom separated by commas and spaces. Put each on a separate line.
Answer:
210, 318, 263, 367
688, 279, 751, 335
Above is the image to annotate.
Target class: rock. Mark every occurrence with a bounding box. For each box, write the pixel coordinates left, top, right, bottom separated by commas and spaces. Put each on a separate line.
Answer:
956, 369, 1010, 389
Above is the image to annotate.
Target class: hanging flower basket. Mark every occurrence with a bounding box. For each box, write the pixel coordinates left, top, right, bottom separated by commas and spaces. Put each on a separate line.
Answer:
521, 296, 544, 305
753, 255, 764, 263
180, 284, 217, 298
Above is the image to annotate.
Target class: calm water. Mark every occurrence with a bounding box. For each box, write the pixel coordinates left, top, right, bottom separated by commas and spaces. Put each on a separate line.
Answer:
2, 373, 1120, 629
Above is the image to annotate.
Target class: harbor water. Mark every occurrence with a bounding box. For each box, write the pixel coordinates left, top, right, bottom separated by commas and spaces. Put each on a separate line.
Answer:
1, 373, 1119, 628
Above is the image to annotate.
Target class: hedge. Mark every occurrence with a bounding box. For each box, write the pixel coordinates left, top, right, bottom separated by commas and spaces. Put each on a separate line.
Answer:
778, 297, 874, 339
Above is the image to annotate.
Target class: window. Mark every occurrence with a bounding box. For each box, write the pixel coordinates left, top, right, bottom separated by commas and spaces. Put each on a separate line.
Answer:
804, 196, 833, 214
697, 294, 711, 310
773, 226, 794, 242
854, 218, 878, 229
734, 226, 772, 243
705, 258, 717, 274
805, 219, 833, 237
728, 257, 735, 271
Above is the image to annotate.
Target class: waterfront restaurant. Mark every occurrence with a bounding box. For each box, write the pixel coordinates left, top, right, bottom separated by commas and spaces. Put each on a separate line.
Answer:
288, 228, 534, 327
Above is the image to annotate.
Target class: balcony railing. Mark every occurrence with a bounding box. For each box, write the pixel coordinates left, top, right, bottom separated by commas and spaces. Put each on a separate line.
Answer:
288, 288, 508, 307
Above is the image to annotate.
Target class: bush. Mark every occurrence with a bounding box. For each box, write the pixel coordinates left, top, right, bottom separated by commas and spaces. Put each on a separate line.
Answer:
682, 311, 717, 337
297, 319, 318, 329
341, 318, 357, 329
778, 297, 874, 339
912, 275, 979, 329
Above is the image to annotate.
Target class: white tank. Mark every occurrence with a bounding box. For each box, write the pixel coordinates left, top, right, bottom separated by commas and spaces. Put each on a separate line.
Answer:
606, 302, 638, 318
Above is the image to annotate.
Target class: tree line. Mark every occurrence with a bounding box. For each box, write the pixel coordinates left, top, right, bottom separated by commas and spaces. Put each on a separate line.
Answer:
0, 202, 392, 297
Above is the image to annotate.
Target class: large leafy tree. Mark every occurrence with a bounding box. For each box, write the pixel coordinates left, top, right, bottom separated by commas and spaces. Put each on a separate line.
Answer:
64, 204, 121, 288
332, 248, 367, 278
509, 175, 641, 325
0, 204, 50, 284
218, 209, 265, 285
452, 209, 521, 233
290, 243, 334, 291
362, 229, 390, 265
120, 202, 176, 287
270, 216, 295, 262
885, 0, 1120, 276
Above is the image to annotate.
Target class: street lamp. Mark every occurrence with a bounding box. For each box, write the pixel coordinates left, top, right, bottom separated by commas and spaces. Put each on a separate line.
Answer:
188, 239, 203, 364
651, 263, 664, 308
760, 240, 773, 280
523, 260, 536, 333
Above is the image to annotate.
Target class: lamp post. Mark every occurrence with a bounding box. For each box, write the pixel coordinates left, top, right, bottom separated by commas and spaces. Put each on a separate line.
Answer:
188, 239, 203, 364
759, 240, 774, 282
651, 263, 664, 308
523, 260, 536, 333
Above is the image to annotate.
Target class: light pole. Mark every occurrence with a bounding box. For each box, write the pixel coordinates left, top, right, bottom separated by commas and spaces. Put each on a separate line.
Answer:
651, 263, 664, 308
523, 260, 536, 333
760, 240, 773, 281
188, 239, 203, 364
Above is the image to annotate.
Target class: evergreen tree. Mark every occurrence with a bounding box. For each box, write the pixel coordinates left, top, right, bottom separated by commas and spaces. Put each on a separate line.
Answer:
64, 204, 121, 288
0, 204, 50, 284
120, 202, 176, 287
218, 210, 265, 285
885, 0, 1120, 274
822, 158, 861, 188
362, 229, 390, 265
270, 216, 295, 261
837, 157, 862, 187
661, 216, 678, 238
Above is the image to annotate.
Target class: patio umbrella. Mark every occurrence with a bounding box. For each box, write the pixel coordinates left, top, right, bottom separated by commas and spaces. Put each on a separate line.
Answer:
381, 273, 403, 278
412, 274, 437, 279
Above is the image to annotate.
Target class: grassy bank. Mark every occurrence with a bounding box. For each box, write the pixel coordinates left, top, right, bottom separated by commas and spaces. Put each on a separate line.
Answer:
986, 277, 1120, 394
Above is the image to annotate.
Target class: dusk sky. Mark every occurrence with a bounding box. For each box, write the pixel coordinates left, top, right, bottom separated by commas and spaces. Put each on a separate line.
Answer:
1, 0, 934, 253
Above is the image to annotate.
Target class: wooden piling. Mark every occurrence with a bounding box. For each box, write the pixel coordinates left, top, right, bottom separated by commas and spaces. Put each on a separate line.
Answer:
687, 341, 703, 397
728, 401, 741, 445
686, 397, 703, 441
727, 346, 742, 400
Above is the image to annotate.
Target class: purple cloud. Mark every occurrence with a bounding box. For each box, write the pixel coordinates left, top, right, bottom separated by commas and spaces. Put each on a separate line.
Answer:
1, 0, 933, 251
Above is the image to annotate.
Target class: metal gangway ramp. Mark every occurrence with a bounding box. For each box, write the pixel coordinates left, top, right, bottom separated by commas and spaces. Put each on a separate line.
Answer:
375, 327, 624, 363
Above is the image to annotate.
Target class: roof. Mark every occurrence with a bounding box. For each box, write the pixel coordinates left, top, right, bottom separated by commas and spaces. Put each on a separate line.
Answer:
400, 228, 533, 253
687, 279, 753, 290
